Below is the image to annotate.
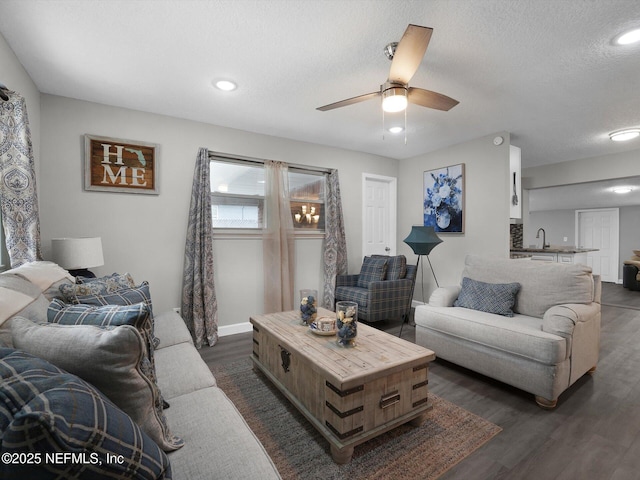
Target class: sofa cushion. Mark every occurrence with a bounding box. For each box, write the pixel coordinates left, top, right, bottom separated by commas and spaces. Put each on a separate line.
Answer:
154, 342, 216, 400
334, 286, 369, 308
47, 298, 150, 327
454, 277, 521, 317
0, 274, 49, 347
372, 255, 407, 280
164, 387, 281, 480
0, 347, 171, 479
154, 310, 194, 349
11, 318, 184, 452
462, 254, 595, 318
357, 256, 388, 288
415, 305, 567, 365
59, 272, 136, 298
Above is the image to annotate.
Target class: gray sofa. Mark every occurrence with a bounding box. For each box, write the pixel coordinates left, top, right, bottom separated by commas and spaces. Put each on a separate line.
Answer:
414, 255, 601, 408
0, 261, 281, 479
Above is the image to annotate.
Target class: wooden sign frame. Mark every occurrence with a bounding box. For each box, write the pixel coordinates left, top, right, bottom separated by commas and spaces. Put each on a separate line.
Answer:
84, 134, 159, 194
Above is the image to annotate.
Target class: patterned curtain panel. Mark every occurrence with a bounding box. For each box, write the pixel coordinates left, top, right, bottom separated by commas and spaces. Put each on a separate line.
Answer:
182, 148, 218, 348
0, 90, 42, 267
263, 160, 295, 313
322, 169, 347, 310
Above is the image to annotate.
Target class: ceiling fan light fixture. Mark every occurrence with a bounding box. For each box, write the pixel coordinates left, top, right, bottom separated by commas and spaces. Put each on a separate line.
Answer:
382, 84, 408, 113
609, 128, 640, 142
615, 28, 640, 45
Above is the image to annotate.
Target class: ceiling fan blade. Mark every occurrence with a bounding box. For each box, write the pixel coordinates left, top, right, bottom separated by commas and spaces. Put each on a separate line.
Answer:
316, 91, 380, 111
408, 87, 459, 111
388, 24, 433, 84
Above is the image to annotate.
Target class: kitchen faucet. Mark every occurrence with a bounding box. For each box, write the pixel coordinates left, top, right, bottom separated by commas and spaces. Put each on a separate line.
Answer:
536, 228, 549, 249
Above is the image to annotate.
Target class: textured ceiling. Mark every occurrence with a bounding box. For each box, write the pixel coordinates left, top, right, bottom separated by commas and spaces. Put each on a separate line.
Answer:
1, 0, 640, 169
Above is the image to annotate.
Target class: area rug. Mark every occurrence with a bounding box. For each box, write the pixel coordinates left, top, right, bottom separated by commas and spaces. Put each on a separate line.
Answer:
210, 358, 501, 480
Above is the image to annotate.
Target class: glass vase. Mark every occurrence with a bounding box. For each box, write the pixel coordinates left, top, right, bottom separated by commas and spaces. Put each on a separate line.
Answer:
336, 301, 357, 347
299, 289, 318, 325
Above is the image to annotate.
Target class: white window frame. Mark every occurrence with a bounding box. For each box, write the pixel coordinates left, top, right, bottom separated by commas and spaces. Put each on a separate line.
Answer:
209, 152, 329, 239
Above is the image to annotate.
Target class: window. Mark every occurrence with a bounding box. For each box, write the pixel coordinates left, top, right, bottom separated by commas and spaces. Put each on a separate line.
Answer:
210, 159, 265, 229
209, 155, 326, 231
289, 169, 325, 231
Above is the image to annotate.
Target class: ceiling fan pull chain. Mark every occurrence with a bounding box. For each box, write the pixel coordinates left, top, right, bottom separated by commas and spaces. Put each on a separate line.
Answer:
404, 105, 407, 145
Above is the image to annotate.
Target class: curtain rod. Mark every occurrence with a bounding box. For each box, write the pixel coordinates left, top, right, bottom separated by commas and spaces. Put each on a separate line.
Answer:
207, 150, 332, 175
0, 81, 8, 101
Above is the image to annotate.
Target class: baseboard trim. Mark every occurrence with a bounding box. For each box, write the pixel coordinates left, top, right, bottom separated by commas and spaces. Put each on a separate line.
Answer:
219, 321, 253, 337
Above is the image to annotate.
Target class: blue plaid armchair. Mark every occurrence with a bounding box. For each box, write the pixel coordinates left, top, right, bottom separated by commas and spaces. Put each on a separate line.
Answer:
335, 255, 417, 323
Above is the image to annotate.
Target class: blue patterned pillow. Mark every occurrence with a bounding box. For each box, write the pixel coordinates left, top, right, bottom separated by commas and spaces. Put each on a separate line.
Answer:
68, 282, 160, 348
59, 272, 136, 299
47, 298, 150, 326
454, 277, 521, 317
0, 348, 171, 479
357, 256, 388, 288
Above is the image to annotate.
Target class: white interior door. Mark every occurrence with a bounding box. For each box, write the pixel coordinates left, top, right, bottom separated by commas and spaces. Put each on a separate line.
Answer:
362, 174, 397, 257
576, 208, 619, 283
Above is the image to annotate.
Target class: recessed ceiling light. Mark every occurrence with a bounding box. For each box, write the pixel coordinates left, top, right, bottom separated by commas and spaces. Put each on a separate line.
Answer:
613, 187, 633, 194
214, 80, 237, 91
609, 129, 640, 142
388, 126, 404, 134
615, 28, 640, 45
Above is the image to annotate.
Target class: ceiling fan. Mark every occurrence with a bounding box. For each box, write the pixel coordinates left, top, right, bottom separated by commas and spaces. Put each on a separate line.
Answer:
317, 24, 459, 114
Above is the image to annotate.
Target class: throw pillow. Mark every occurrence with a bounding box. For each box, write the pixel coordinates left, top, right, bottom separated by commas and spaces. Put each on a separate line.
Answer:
454, 277, 521, 317
373, 255, 407, 280
47, 298, 150, 327
357, 256, 388, 288
0, 347, 171, 479
66, 282, 160, 348
11, 319, 183, 452
59, 272, 136, 299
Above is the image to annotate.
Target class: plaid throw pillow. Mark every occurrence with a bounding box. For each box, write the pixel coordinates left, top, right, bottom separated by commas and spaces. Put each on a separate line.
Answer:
357, 256, 388, 288
0, 348, 171, 479
454, 277, 521, 317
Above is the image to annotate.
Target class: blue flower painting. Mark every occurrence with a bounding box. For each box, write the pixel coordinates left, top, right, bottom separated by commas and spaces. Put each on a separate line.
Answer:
423, 164, 464, 233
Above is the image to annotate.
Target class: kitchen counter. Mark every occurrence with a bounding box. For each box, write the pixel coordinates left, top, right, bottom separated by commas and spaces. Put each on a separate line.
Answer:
511, 247, 598, 254
510, 247, 598, 265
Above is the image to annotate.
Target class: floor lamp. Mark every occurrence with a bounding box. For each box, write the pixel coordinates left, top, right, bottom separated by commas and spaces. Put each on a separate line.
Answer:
401, 226, 443, 335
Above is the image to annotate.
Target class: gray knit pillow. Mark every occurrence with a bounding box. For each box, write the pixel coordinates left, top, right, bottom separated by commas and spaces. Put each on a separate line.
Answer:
454, 277, 521, 317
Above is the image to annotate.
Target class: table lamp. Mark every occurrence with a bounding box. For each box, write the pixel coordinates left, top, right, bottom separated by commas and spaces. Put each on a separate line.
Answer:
52, 237, 104, 278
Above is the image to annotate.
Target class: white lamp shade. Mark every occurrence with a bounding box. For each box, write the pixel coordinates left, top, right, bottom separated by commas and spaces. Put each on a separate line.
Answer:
52, 237, 104, 270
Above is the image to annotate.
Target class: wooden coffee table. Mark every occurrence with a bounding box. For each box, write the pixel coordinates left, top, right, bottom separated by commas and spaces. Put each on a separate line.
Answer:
250, 308, 436, 464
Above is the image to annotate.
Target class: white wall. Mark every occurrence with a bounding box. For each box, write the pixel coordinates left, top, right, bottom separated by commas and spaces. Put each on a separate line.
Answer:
522, 149, 640, 189
38, 94, 398, 334
398, 132, 512, 303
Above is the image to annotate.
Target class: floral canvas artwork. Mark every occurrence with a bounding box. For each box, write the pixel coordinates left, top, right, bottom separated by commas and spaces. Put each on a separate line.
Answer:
424, 163, 464, 233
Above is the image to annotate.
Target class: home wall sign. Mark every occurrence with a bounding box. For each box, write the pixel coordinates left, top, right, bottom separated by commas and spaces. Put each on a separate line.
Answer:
423, 163, 465, 233
84, 134, 159, 194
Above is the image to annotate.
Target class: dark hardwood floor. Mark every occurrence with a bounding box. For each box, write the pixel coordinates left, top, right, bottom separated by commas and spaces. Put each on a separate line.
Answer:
199, 283, 640, 480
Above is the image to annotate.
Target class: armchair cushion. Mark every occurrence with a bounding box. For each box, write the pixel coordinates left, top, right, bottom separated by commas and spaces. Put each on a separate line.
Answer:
372, 255, 406, 280
454, 277, 521, 317
356, 256, 388, 288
